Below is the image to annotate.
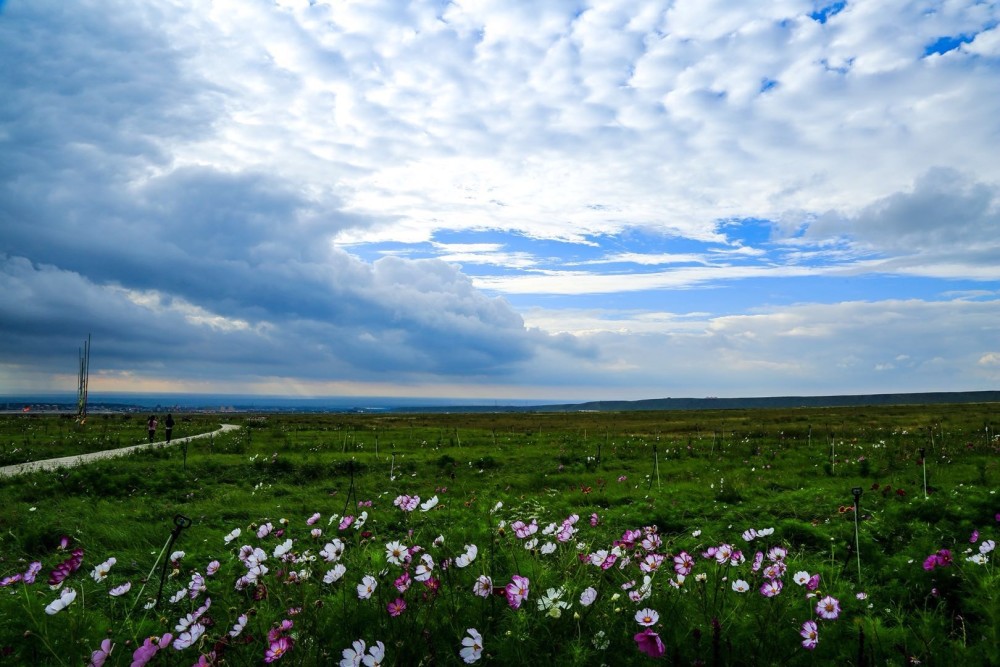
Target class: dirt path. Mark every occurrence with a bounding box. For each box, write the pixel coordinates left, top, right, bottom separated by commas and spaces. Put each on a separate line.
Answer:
0, 424, 241, 478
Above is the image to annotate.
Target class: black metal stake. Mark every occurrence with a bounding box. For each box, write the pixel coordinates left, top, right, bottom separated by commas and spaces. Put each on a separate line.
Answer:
852, 487, 863, 581
154, 515, 191, 608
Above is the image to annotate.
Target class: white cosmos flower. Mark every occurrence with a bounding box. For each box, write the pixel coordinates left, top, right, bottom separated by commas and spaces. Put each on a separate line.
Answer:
460, 628, 483, 664
45, 587, 77, 615
357, 574, 377, 599
323, 563, 347, 584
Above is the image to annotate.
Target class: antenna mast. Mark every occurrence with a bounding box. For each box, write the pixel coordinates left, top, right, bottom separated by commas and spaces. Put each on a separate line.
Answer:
76, 334, 91, 423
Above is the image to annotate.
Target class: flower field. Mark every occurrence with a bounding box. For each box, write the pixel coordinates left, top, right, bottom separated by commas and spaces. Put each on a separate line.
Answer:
0, 404, 998, 665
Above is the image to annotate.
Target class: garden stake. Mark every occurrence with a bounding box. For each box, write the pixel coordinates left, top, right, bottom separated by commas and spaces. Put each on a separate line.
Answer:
852, 487, 863, 582
920, 447, 927, 498
153, 514, 192, 609
343, 461, 359, 516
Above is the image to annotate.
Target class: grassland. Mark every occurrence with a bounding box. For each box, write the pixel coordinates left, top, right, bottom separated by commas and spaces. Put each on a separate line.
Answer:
0, 403, 997, 665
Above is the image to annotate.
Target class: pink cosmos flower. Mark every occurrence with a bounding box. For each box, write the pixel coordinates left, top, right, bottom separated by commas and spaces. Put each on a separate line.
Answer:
394, 571, 411, 593
807, 573, 821, 591
752, 551, 764, 572
970, 529, 979, 543
87, 639, 112, 667
800, 620, 819, 650
387, 598, 407, 617
257, 523, 273, 539
815, 595, 841, 620
634, 628, 666, 658
590, 513, 599, 526
579, 586, 598, 606
339, 516, 355, 531
307, 513, 321, 526
505, 574, 529, 609
265, 636, 291, 663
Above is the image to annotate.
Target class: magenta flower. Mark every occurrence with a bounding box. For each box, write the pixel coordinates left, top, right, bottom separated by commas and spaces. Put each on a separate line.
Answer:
131, 634, 172, 667
970, 529, 979, 543
48, 548, 84, 586
87, 639, 113, 667
265, 636, 292, 663
807, 573, 821, 591
759, 580, 782, 598
924, 548, 954, 570
387, 598, 407, 617
307, 512, 321, 526
815, 595, 841, 620
800, 620, 819, 650
512, 520, 538, 539
0, 573, 22, 587
634, 628, 666, 658
505, 574, 530, 609
23, 561, 42, 585
590, 513, 599, 526
339, 515, 355, 531
673, 551, 694, 575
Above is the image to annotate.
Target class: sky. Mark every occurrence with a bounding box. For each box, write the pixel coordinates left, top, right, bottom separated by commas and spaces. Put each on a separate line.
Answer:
1, 0, 999, 403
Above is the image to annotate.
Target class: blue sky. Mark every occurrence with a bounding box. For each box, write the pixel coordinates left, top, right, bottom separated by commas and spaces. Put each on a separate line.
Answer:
1, 0, 999, 402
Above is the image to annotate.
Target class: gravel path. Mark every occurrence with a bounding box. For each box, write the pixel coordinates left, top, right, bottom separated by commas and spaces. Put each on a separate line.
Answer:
0, 424, 241, 478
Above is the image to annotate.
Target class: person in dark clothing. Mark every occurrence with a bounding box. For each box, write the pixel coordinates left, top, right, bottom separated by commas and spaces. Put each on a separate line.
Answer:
165, 414, 175, 443
147, 415, 157, 443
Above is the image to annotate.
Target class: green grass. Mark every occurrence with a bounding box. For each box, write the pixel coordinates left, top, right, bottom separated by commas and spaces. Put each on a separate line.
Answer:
0, 404, 998, 665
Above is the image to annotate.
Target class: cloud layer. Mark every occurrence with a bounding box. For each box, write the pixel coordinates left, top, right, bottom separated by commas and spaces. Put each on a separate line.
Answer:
1, 0, 998, 399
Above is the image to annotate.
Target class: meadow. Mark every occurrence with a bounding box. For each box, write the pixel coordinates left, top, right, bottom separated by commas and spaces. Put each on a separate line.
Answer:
0, 403, 997, 666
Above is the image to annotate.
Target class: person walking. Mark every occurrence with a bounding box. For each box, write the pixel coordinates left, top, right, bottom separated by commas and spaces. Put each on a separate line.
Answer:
147, 415, 157, 443
165, 413, 175, 443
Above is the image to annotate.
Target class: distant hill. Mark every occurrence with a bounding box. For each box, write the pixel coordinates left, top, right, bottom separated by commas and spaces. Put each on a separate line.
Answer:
528, 391, 1000, 412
